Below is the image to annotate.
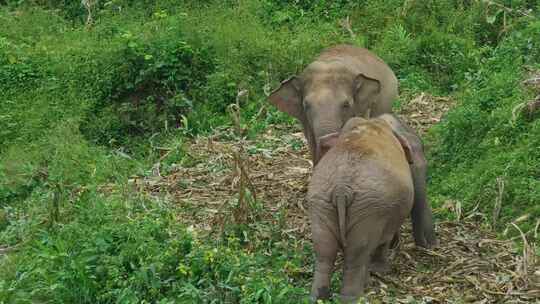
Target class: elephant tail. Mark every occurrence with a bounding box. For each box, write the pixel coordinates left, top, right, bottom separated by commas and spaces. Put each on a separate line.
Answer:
333, 185, 352, 248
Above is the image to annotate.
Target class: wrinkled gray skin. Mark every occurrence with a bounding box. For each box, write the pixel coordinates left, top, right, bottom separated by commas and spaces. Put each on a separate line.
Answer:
269, 45, 398, 164
307, 116, 415, 303
377, 114, 437, 248
268, 45, 436, 248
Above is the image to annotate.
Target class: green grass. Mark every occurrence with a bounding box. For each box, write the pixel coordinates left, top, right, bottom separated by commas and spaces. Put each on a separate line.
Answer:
1, 191, 314, 303
0, 0, 539, 303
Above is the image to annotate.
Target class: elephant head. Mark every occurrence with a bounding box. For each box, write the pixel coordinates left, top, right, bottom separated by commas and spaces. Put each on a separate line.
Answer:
268, 63, 382, 165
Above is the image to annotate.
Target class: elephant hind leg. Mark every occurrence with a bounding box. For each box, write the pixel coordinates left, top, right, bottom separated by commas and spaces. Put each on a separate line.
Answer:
369, 242, 391, 274
310, 221, 338, 302
339, 241, 370, 302
340, 217, 385, 301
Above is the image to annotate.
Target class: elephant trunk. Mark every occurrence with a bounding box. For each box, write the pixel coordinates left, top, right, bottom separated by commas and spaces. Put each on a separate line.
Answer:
313, 119, 342, 164
318, 132, 340, 160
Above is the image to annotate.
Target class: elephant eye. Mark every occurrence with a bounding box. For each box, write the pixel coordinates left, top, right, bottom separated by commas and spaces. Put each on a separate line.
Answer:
303, 101, 312, 110
342, 101, 352, 109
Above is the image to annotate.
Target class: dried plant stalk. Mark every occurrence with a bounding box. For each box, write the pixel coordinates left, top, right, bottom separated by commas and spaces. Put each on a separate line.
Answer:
492, 177, 504, 227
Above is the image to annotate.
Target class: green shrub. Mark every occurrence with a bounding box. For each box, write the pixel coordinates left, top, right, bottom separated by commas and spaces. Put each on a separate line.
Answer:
259, 0, 357, 25
81, 27, 215, 147
0, 192, 312, 303
428, 19, 540, 232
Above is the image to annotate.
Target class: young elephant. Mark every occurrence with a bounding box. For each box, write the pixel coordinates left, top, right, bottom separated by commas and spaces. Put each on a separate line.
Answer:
307, 115, 415, 303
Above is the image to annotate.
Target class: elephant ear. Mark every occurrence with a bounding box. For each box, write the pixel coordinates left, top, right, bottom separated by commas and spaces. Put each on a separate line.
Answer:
268, 76, 303, 119
353, 73, 381, 118
379, 115, 415, 164
392, 131, 414, 164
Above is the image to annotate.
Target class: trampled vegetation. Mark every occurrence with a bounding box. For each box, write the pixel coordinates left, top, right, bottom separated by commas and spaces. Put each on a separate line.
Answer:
0, 0, 539, 303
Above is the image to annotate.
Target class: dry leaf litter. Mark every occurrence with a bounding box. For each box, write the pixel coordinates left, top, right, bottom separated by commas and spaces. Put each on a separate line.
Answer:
127, 93, 538, 303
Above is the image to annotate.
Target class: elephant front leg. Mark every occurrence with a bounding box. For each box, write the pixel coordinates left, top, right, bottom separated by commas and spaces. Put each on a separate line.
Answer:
310, 221, 338, 302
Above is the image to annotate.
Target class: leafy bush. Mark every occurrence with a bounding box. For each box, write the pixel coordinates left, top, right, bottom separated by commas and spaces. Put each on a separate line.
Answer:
81, 26, 215, 147
0, 192, 312, 303
259, 0, 357, 25
0, 8, 218, 150
428, 19, 540, 231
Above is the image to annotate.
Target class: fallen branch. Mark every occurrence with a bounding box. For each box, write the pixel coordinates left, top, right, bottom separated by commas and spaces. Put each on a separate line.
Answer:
511, 223, 533, 280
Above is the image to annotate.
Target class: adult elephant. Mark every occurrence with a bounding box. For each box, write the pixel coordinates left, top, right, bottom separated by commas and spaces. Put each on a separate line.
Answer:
268, 44, 437, 248
268, 44, 398, 164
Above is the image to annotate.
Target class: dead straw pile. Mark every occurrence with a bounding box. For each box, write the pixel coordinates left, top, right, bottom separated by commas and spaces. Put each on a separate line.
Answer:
130, 93, 538, 303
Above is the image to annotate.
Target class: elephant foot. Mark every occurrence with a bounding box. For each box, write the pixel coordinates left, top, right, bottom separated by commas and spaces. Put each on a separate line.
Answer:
369, 261, 391, 274
338, 294, 366, 304
423, 238, 438, 249
370, 242, 390, 274
425, 231, 439, 248
415, 230, 438, 249
310, 286, 331, 303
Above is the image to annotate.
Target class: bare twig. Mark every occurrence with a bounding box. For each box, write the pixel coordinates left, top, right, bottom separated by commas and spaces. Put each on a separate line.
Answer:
228, 104, 243, 136
511, 102, 528, 123
81, 0, 95, 27
523, 77, 540, 87
524, 98, 540, 119
339, 16, 356, 40
232, 151, 248, 224
478, 0, 532, 18
0, 242, 25, 255
250, 104, 267, 124
492, 177, 504, 227
455, 200, 462, 222
0, 246, 15, 255
511, 223, 532, 280
228, 95, 258, 225
233, 151, 257, 203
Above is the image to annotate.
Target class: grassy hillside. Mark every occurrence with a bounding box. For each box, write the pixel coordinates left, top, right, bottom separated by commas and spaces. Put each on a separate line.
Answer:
0, 0, 539, 303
